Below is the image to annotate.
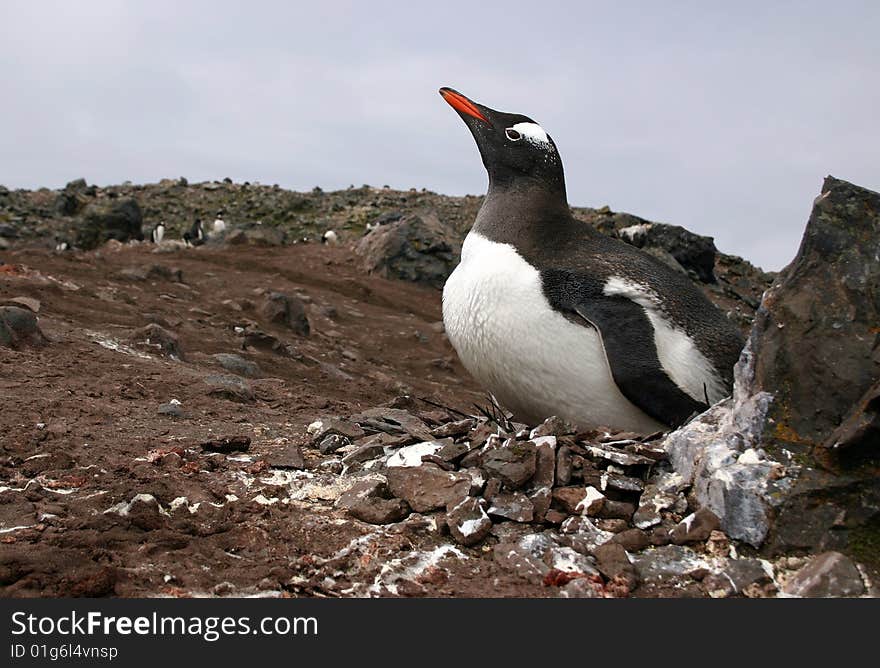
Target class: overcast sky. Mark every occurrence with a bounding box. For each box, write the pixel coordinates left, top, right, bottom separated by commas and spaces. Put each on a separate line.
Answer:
2, 1, 877, 270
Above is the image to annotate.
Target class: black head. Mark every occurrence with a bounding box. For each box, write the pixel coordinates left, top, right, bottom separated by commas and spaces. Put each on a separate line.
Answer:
439, 87, 566, 198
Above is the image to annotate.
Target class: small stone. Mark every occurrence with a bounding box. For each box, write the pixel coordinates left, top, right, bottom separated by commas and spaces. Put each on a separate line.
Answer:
340, 443, 386, 467
530, 416, 574, 438
386, 440, 450, 467
480, 441, 537, 488
386, 465, 472, 513
467, 422, 497, 448
483, 477, 502, 501
558, 516, 615, 555
349, 497, 410, 525
350, 408, 433, 441
600, 471, 644, 494
585, 444, 654, 467
204, 374, 254, 402
782, 552, 865, 598
261, 291, 310, 336
560, 577, 604, 598
462, 467, 486, 495
487, 492, 534, 522
493, 533, 555, 582
318, 434, 351, 455
459, 449, 483, 469
528, 486, 552, 522
421, 454, 456, 471
544, 509, 567, 524
201, 436, 251, 453
671, 508, 721, 545
555, 445, 573, 486
308, 418, 365, 443
592, 543, 638, 589
267, 442, 305, 469
612, 528, 651, 552
598, 499, 636, 521
623, 441, 668, 461
430, 418, 476, 438
648, 526, 671, 546
433, 440, 472, 463
706, 530, 730, 557
552, 486, 589, 515
335, 479, 410, 524
631, 544, 703, 589
632, 473, 687, 529
545, 545, 600, 577
157, 402, 183, 418
724, 558, 774, 595
447, 497, 492, 546
592, 519, 626, 533
131, 323, 184, 360
577, 486, 606, 516
335, 479, 387, 509
702, 572, 736, 598
212, 353, 260, 378
531, 436, 556, 488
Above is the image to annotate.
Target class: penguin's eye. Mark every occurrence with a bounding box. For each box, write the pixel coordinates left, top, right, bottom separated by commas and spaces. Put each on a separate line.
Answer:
505, 128, 521, 141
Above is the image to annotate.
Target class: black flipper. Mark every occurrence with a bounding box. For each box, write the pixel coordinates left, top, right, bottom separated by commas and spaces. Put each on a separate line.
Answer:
542, 269, 706, 427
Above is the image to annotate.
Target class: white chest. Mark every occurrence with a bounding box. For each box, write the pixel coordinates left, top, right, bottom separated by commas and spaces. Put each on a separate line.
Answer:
442, 232, 664, 432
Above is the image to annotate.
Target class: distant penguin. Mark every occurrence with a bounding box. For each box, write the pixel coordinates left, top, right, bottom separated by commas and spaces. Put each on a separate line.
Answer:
150, 222, 166, 244
183, 219, 204, 246
54, 237, 71, 252
213, 212, 226, 235
438, 87, 745, 433
321, 230, 339, 244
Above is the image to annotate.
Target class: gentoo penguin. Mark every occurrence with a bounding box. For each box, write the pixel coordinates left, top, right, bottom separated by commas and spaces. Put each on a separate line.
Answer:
438, 87, 744, 432
213, 212, 226, 235
183, 219, 204, 246
150, 221, 166, 244
321, 230, 339, 244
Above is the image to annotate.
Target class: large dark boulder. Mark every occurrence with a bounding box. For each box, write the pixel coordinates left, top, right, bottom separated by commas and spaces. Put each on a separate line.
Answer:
76, 198, 144, 249
664, 176, 880, 557
753, 176, 880, 444
0, 306, 48, 348
356, 210, 461, 288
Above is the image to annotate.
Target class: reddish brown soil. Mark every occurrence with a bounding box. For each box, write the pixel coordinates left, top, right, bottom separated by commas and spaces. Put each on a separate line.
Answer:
0, 242, 570, 598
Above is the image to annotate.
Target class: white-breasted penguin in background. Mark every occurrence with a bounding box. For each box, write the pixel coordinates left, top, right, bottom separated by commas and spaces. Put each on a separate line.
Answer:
183, 219, 204, 246
213, 212, 226, 235
150, 221, 166, 244
438, 87, 745, 433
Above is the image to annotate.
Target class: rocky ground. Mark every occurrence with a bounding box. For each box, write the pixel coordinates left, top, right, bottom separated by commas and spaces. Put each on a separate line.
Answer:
0, 178, 875, 598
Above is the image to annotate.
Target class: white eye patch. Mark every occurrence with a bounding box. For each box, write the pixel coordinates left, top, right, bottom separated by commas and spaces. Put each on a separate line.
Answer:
510, 122, 550, 147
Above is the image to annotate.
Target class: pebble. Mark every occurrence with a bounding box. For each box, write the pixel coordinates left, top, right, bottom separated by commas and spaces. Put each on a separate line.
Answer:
671, 508, 721, 545
267, 442, 305, 469
201, 436, 251, 453
386, 465, 472, 513
447, 497, 492, 546
157, 402, 183, 418
592, 542, 638, 590
486, 492, 534, 523
212, 353, 260, 378
782, 551, 866, 598
480, 441, 537, 488
318, 434, 351, 455
204, 374, 254, 402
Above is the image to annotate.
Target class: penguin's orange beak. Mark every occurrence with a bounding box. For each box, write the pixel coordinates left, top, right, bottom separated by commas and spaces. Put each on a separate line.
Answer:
439, 87, 489, 123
